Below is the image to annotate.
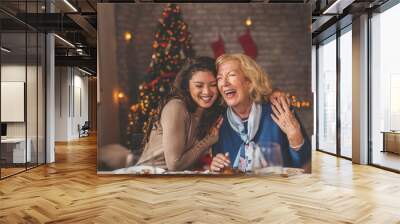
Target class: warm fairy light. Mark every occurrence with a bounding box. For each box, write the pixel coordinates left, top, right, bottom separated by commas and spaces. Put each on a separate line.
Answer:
118, 92, 125, 99
113, 90, 126, 103
245, 17, 252, 27
124, 32, 132, 41
130, 104, 139, 112
289, 95, 311, 109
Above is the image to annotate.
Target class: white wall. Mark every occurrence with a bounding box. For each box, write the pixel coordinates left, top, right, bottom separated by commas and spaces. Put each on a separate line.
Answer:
1, 64, 46, 163
1, 65, 36, 138
72, 73, 89, 138
311, 45, 316, 150
55, 67, 89, 141
55, 67, 69, 141
1, 65, 26, 132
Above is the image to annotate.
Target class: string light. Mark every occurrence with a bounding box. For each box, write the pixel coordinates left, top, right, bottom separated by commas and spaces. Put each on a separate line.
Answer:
118, 92, 125, 99
289, 95, 312, 109
245, 17, 252, 27
124, 32, 132, 42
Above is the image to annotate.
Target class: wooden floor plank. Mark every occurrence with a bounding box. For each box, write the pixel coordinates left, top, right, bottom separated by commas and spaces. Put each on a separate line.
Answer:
0, 135, 400, 223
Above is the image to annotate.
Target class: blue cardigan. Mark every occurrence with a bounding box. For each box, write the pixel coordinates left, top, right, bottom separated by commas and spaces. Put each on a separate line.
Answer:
212, 103, 311, 168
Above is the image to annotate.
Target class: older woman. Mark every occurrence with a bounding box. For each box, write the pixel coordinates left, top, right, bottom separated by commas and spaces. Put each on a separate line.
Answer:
211, 53, 310, 173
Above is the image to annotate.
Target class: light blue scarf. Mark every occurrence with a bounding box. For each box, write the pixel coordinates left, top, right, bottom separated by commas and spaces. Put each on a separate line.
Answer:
227, 102, 262, 172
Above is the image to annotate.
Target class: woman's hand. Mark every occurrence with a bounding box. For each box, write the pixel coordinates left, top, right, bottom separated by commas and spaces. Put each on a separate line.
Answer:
269, 88, 290, 104
209, 116, 224, 138
271, 96, 304, 150
210, 152, 230, 172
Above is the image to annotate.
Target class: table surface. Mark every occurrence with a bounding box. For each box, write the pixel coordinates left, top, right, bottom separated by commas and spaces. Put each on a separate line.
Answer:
102, 165, 304, 176
1, 138, 27, 143
381, 131, 400, 134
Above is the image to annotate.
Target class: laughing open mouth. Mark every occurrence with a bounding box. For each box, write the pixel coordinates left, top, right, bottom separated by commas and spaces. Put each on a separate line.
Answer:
200, 95, 213, 103
224, 89, 237, 98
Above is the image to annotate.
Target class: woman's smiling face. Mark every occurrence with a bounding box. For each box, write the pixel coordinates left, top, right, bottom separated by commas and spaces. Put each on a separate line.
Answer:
189, 71, 218, 109
216, 60, 252, 109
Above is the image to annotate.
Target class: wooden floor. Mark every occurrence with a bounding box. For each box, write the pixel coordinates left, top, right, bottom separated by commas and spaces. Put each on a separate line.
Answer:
1, 135, 400, 223
372, 150, 400, 171
1, 167, 26, 178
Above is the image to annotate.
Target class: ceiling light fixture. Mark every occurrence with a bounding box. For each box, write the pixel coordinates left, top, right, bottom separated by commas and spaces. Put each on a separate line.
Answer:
63, 0, 78, 12
76, 48, 85, 55
1, 47, 11, 53
54, 34, 75, 48
322, 0, 355, 15
78, 67, 94, 76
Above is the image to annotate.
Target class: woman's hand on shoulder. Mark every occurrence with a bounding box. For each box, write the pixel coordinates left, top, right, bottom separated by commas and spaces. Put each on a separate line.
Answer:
209, 116, 224, 138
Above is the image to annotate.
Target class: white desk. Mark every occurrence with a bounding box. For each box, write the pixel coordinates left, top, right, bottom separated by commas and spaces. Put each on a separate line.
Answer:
1, 138, 31, 163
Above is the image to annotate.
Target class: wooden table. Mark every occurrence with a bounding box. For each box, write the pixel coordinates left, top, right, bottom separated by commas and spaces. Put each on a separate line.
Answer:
105, 165, 304, 176
381, 131, 400, 154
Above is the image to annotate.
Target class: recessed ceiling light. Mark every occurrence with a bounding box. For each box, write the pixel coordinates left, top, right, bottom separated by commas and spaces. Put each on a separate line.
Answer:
322, 0, 355, 15
78, 67, 93, 76
63, 0, 78, 12
1, 47, 11, 53
54, 34, 75, 48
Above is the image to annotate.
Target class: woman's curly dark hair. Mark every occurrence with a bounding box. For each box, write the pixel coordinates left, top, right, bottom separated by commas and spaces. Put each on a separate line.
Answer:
142, 56, 225, 145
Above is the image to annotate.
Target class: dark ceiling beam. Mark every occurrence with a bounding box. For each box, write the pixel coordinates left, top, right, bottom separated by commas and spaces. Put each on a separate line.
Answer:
312, 14, 352, 44
154, 0, 250, 2
55, 55, 96, 69
322, 0, 356, 14
86, 0, 97, 12
312, 15, 335, 34
14, 13, 82, 32
0, 8, 38, 31
55, 47, 96, 57
0, 18, 26, 31
67, 14, 97, 39
268, 0, 305, 2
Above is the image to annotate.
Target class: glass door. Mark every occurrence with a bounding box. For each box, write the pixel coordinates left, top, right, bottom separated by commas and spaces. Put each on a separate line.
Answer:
370, 3, 400, 171
317, 35, 337, 155
339, 27, 352, 159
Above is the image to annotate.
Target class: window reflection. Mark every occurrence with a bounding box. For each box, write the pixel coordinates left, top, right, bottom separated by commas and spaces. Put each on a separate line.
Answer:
0, 1, 46, 179
340, 28, 352, 158
371, 4, 400, 171
318, 36, 337, 154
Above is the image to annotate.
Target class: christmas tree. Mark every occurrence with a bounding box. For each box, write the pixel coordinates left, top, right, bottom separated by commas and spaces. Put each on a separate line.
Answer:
126, 4, 195, 149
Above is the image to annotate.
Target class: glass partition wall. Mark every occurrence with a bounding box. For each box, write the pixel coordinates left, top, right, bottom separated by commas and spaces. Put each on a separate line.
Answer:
0, 2, 46, 179
339, 27, 352, 159
317, 35, 337, 155
370, 3, 400, 171
316, 26, 353, 159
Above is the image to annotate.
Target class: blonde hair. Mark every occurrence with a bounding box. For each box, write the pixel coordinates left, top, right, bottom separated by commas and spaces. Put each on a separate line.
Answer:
216, 53, 272, 103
